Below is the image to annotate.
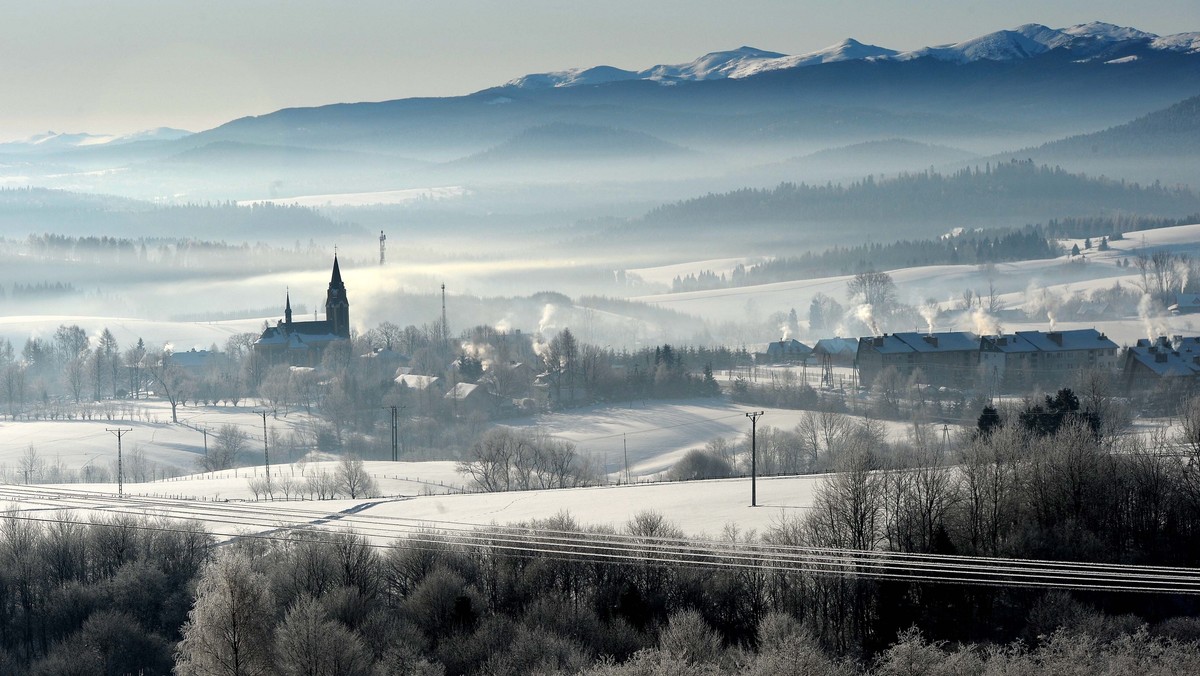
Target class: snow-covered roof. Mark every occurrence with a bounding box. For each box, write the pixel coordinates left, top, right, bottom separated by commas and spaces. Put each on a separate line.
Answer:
1127, 338, 1200, 377
395, 374, 439, 390
1075, 301, 1109, 317
168, 349, 217, 368
765, 339, 812, 356
980, 334, 1039, 353
893, 331, 979, 353
813, 337, 858, 356
1016, 329, 1117, 352
1169, 293, 1200, 312
445, 382, 480, 401
857, 335, 914, 355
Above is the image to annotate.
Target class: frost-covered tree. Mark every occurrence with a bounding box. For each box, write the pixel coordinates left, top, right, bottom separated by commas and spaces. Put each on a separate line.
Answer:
175, 554, 275, 676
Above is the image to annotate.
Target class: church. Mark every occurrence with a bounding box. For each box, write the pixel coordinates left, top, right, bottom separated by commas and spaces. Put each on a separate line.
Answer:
253, 256, 351, 366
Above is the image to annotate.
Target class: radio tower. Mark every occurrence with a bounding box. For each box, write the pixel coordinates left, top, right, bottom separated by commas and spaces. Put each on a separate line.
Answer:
441, 283, 449, 346
379, 230, 386, 265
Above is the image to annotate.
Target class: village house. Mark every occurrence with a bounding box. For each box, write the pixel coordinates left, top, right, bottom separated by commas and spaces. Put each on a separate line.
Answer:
979, 333, 1041, 392
1015, 329, 1118, 387
1123, 336, 1200, 393
759, 338, 813, 364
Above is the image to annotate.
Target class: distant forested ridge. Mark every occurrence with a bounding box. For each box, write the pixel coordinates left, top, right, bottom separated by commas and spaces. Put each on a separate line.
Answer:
1027, 93, 1200, 159
645, 161, 1200, 226
0, 187, 358, 239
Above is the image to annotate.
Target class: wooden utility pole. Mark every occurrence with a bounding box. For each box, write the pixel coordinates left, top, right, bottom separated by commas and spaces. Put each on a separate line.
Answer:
746, 411, 764, 507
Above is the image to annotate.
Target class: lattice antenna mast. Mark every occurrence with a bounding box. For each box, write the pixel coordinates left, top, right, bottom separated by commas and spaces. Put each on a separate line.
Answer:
441, 283, 448, 346
379, 230, 386, 265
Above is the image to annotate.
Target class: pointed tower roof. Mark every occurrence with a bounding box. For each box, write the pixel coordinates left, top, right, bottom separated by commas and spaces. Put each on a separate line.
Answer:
329, 255, 344, 288
285, 288, 292, 312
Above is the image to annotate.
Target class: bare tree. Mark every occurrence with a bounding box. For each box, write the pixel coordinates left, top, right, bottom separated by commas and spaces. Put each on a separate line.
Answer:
847, 271, 897, 307
959, 288, 978, 311
203, 424, 248, 472
336, 454, 377, 499
145, 348, 192, 423
65, 352, 89, 404
18, 445, 42, 483
986, 280, 1003, 314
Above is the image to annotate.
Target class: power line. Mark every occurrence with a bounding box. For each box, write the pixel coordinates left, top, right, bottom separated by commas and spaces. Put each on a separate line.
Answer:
0, 488, 1197, 596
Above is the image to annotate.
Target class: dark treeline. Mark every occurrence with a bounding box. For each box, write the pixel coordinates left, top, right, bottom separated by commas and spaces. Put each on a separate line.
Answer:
6, 232, 348, 275
0, 187, 357, 239
646, 161, 1200, 227
0, 514, 212, 675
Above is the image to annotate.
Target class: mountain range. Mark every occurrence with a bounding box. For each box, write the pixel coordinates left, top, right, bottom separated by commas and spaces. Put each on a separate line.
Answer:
0, 20, 1197, 211
504, 22, 1200, 89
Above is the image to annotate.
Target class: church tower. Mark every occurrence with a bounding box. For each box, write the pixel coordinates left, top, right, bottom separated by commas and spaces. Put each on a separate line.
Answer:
325, 255, 350, 338
284, 288, 293, 326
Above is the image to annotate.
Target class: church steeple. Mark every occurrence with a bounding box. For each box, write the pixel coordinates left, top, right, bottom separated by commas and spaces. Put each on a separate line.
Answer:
325, 255, 350, 338
284, 288, 293, 325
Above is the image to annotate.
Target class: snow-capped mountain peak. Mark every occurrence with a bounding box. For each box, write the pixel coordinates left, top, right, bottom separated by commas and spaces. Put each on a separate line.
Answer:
499, 21, 1198, 91
1061, 21, 1157, 42
641, 46, 787, 82
897, 29, 1050, 63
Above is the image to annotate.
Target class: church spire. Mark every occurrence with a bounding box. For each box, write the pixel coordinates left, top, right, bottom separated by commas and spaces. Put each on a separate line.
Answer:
330, 254, 344, 289
284, 287, 293, 325
325, 255, 350, 338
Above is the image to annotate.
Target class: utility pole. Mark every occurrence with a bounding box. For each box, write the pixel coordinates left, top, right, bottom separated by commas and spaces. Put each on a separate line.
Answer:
388, 405, 404, 461
106, 428, 132, 498
201, 427, 208, 461
623, 433, 630, 485
746, 411, 764, 507
259, 411, 271, 483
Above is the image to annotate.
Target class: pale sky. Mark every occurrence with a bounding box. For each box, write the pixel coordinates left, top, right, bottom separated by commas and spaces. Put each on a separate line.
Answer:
2, 0, 1197, 141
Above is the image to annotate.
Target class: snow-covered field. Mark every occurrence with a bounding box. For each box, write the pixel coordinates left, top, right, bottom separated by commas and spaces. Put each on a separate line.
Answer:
0, 396, 925, 483
0, 469, 822, 540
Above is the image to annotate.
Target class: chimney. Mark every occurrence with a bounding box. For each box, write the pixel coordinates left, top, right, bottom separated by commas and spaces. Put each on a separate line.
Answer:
1048, 331, 1063, 346
923, 335, 939, 347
